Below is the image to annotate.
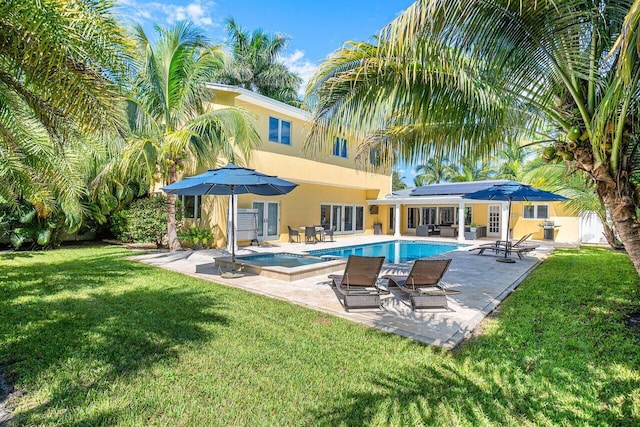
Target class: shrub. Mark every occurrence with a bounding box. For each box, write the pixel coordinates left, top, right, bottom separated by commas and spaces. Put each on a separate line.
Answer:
178, 226, 214, 249
111, 195, 181, 247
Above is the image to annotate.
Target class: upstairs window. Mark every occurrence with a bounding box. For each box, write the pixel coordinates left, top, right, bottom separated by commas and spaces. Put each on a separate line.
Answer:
369, 148, 381, 166
333, 137, 347, 158
523, 204, 549, 219
269, 116, 291, 145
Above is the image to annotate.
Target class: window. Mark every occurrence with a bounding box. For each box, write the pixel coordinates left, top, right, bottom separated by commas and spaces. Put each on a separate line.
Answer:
322, 203, 364, 233
523, 204, 549, 219
440, 207, 454, 225
389, 206, 395, 231
333, 137, 347, 158
369, 148, 381, 166
408, 207, 420, 228
268, 116, 291, 145
180, 195, 202, 219
464, 207, 473, 225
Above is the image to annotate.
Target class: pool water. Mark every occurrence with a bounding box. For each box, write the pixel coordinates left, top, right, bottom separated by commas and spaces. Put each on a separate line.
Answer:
307, 240, 464, 264
237, 253, 326, 268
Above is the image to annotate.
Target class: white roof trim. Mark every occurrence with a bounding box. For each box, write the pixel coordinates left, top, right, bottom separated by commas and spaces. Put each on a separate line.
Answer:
206, 83, 311, 121
368, 195, 505, 205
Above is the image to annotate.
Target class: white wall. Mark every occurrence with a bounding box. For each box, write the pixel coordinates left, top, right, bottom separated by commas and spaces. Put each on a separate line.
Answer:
579, 211, 607, 244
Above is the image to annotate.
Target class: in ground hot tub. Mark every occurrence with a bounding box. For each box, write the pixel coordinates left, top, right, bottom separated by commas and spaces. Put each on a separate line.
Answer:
215, 252, 346, 282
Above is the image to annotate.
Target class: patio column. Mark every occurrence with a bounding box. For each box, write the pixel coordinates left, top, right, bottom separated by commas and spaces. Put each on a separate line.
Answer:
458, 202, 466, 242
394, 203, 401, 237
501, 201, 509, 241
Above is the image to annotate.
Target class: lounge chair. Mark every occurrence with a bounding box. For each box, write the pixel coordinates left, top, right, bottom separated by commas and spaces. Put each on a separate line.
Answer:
287, 226, 300, 243
304, 226, 318, 243
383, 259, 458, 309
470, 242, 527, 259
329, 255, 386, 309
469, 233, 536, 259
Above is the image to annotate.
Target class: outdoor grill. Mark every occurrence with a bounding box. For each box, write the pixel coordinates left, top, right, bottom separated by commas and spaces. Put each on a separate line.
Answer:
541, 220, 559, 240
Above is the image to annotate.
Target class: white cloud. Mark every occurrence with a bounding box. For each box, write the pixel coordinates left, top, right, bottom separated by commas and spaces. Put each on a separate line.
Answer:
279, 49, 319, 97
115, 0, 218, 29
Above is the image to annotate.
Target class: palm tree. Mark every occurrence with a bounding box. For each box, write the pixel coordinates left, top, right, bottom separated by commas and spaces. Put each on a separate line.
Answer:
306, 1, 640, 277
493, 140, 531, 181
392, 170, 408, 190
122, 22, 260, 251
449, 157, 494, 182
217, 18, 302, 106
523, 159, 623, 249
413, 155, 452, 186
0, 0, 128, 230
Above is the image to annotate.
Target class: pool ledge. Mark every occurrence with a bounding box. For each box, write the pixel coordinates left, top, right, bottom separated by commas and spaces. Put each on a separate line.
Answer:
215, 256, 347, 282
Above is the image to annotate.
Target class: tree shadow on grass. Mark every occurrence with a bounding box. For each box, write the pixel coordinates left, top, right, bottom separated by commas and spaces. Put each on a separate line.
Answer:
309, 249, 640, 426
0, 251, 230, 425
0, 250, 149, 300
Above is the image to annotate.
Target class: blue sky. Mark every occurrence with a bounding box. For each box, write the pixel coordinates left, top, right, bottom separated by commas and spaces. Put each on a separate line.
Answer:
115, 0, 417, 184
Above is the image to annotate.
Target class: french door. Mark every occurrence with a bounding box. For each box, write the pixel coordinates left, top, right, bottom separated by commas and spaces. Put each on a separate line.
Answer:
322, 204, 364, 234
488, 205, 501, 237
252, 201, 279, 241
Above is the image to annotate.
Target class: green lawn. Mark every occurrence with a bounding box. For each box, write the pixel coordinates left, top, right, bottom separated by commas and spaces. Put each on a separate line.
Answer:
1, 245, 639, 425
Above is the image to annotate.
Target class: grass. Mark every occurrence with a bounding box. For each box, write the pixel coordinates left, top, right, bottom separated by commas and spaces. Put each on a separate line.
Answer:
1, 244, 639, 425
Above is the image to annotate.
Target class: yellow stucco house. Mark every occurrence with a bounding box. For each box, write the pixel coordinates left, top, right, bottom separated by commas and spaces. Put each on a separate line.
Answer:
179, 84, 604, 247
179, 83, 391, 246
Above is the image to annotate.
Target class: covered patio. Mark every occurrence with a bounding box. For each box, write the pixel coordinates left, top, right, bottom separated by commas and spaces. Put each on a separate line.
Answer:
368, 180, 570, 243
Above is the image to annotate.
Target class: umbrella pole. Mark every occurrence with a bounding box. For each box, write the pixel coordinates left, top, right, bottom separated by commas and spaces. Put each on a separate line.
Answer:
497, 198, 516, 263
230, 188, 236, 266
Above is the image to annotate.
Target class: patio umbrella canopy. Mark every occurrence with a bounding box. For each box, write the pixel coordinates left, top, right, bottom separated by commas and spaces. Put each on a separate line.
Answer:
162, 163, 298, 264
462, 181, 568, 263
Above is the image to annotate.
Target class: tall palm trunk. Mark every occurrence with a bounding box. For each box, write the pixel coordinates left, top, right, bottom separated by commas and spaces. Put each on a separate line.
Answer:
597, 177, 640, 272
167, 164, 182, 251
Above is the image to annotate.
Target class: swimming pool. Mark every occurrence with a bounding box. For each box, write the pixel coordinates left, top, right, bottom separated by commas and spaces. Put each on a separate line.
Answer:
307, 240, 465, 264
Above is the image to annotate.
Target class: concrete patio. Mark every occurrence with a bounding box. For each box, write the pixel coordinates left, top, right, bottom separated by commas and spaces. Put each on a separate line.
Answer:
131, 236, 554, 349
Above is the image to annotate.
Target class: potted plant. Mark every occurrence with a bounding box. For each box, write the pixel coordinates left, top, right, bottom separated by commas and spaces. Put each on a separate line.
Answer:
469, 222, 478, 232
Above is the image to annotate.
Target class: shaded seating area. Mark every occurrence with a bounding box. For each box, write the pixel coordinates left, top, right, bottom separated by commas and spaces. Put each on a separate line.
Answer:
329, 255, 387, 310
383, 259, 458, 310
287, 226, 300, 243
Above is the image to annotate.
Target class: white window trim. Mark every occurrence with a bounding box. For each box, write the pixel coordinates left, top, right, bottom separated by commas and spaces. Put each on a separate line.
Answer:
268, 116, 291, 145
332, 137, 348, 158
523, 204, 549, 219
180, 195, 202, 220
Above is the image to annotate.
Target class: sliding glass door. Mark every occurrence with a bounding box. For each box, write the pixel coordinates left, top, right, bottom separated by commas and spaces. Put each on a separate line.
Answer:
320, 203, 364, 234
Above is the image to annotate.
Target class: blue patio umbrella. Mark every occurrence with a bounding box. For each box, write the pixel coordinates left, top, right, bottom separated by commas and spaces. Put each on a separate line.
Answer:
162, 163, 298, 263
462, 181, 568, 263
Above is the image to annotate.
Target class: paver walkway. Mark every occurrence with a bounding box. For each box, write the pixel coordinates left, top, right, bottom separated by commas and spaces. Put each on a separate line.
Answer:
131, 236, 553, 349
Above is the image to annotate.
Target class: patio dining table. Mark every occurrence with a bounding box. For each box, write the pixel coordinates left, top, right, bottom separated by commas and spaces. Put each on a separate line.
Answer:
299, 226, 325, 242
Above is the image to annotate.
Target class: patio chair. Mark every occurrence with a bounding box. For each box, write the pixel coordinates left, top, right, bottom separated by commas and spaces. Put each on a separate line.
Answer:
383, 259, 458, 310
329, 255, 386, 309
314, 225, 324, 241
322, 225, 336, 242
287, 226, 300, 243
416, 225, 429, 236
304, 226, 318, 244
